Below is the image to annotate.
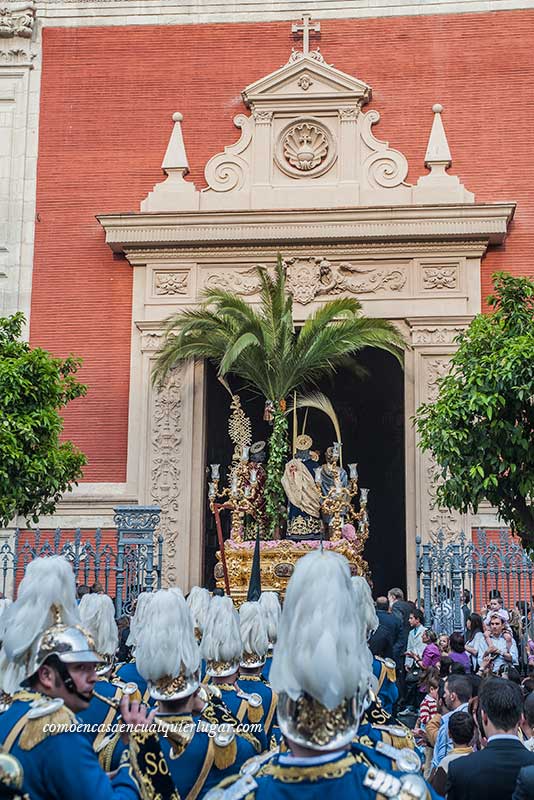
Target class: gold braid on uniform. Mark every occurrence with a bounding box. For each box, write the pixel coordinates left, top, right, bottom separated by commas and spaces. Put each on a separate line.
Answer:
18, 704, 77, 751
129, 729, 181, 800
258, 753, 356, 783
202, 701, 262, 754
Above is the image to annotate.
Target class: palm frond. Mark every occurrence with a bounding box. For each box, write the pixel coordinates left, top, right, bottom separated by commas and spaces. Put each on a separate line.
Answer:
287, 391, 343, 454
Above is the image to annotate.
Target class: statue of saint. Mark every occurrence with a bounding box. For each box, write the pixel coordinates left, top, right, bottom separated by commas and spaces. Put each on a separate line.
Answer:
243, 440, 268, 540
320, 446, 349, 530
281, 434, 322, 539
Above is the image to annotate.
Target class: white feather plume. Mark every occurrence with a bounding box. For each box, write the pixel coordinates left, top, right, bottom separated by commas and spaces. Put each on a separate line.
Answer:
200, 596, 242, 664
126, 591, 154, 647
0, 556, 80, 693
187, 587, 211, 634
135, 589, 200, 683
351, 576, 379, 637
79, 593, 118, 657
239, 602, 269, 659
258, 592, 281, 644
269, 551, 371, 710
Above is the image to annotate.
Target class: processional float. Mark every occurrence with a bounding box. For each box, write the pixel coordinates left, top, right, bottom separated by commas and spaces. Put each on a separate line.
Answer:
208, 393, 370, 602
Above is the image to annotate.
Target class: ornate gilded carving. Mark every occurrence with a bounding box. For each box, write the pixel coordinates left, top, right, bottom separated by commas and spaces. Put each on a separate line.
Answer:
215, 538, 368, 603
149, 368, 182, 585
227, 394, 252, 463
0, 3, 35, 38
154, 271, 189, 296
422, 267, 457, 290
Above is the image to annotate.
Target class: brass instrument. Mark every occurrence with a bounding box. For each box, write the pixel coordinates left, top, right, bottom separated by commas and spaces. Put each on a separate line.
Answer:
92, 681, 139, 709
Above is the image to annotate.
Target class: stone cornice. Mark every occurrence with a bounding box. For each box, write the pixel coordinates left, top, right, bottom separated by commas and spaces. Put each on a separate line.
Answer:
97, 202, 515, 254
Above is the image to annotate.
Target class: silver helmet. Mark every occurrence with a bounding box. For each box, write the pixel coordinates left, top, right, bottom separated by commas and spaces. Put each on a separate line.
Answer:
25, 605, 102, 680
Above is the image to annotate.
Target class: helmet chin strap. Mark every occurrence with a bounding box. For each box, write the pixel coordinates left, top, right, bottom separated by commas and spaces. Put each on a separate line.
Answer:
49, 656, 93, 703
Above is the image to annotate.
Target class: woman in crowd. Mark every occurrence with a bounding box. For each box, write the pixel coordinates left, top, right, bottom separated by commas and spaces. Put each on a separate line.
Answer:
438, 633, 450, 655
465, 613, 486, 671
449, 631, 471, 672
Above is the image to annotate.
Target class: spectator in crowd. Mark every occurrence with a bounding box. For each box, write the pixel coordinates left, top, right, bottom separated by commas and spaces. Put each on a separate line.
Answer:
91, 581, 104, 594
420, 630, 441, 669
400, 608, 427, 715
520, 691, 534, 751
77, 583, 90, 602
449, 631, 471, 672
388, 586, 413, 709
414, 671, 441, 777
498, 664, 522, 684
479, 614, 519, 673
368, 599, 395, 660
431, 673, 472, 771
373, 595, 403, 664
447, 677, 534, 800
461, 589, 472, 631
514, 766, 534, 800
482, 591, 510, 626
438, 633, 450, 655
430, 711, 474, 796
439, 655, 453, 679
465, 613, 486, 671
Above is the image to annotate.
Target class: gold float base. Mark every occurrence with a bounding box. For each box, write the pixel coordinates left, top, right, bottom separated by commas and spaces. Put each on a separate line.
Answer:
214, 538, 368, 604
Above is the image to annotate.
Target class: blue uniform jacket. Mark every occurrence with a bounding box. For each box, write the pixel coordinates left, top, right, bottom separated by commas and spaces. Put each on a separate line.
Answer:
0, 694, 138, 800
205, 749, 443, 799
261, 653, 273, 682
209, 683, 269, 751
236, 675, 277, 742
372, 657, 399, 716
151, 712, 257, 799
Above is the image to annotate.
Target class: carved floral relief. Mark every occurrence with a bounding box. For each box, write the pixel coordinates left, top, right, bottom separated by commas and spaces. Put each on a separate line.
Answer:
149, 367, 182, 585
154, 271, 189, 296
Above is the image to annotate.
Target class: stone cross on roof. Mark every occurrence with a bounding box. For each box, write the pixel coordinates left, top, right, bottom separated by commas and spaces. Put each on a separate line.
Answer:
291, 12, 321, 56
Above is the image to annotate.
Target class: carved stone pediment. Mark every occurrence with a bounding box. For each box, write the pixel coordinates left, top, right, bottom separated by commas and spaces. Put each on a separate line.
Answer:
241, 50, 371, 106
140, 39, 475, 213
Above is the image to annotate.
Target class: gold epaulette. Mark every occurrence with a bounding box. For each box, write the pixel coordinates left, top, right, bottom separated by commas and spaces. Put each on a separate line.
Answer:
17, 698, 77, 751
212, 728, 237, 770
376, 657, 397, 683
374, 724, 415, 751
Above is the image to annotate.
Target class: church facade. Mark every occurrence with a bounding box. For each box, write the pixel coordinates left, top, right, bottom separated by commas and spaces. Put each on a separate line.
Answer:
2, 0, 532, 592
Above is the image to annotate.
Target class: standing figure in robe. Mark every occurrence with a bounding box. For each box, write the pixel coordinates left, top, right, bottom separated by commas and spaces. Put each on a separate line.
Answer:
320, 445, 349, 531
243, 440, 268, 540
281, 434, 322, 539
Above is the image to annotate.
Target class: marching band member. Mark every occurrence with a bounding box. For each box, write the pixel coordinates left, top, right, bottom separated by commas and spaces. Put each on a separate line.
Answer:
236, 602, 277, 744
0, 556, 152, 800
258, 592, 281, 682
132, 587, 257, 798
206, 550, 437, 800
201, 596, 268, 751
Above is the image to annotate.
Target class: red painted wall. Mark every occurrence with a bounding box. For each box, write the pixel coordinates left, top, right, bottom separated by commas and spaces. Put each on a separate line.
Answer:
32, 11, 534, 481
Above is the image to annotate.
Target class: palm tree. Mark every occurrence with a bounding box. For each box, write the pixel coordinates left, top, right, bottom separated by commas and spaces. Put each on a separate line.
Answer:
153, 257, 405, 533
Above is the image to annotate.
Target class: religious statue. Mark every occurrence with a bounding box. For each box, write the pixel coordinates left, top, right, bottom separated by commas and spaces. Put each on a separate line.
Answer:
320, 446, 349, 529
243, 440, 269, 540
281, 434, 322, 539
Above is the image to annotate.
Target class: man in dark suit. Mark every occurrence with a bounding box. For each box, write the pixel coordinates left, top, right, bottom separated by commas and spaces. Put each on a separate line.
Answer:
447, 677, 534, 800
387, 587, 414, 708
514, 765, 534, 799
372, 596, 403, 661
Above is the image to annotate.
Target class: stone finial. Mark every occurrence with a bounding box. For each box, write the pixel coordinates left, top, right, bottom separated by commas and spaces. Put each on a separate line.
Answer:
162, 112, 189, 175
140, 112, 198, 212
413, 104, 474, 204
424, 104, 452, 167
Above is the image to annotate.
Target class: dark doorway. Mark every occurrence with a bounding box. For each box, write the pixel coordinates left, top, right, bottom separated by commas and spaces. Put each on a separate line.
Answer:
203, 348, 405, 594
